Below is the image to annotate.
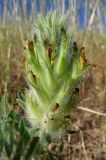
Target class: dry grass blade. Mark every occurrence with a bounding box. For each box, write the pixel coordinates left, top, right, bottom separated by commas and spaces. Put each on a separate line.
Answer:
78, 106, 106, 116
88, 0, 100, 30
80, 130, 88, 160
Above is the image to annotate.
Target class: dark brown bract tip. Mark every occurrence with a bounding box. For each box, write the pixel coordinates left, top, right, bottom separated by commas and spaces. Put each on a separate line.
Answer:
64, 115, 70, 119
72, 42, 78, 52
80, 47, 85, 51
28, 41, 34, 51
73, 88, 79, 95
33, 33, 37, 42
47, 44, 53, 60
44, 39, 49, 47
61, 27, 66, 34
52, 103, 59, 112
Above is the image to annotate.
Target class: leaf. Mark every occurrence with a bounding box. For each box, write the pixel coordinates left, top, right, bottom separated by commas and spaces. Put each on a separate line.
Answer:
0, 129, 3, 156
19, 119, 25, 136
45, 133, 51, 144
13, 131, 29, 160
7, 110, 14, 123
14, 113, 22, 132
18, 92, 26, 102
28, 128, 39, 137
17, 92, 26, 110
17, 98, 26, 109
2, 110, 14, 158
4, 140, 12, 158
1, 94, 8, 117
24, 137, 39, 160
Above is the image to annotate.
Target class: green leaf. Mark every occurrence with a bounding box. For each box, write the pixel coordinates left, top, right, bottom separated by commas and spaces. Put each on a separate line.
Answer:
1, 110, 14, 158
45, 133, 51, 144
7, 110, 14, 123
13, 131, 29, 160
28, 128, 39, 137
4, 140, 13, 158
1, 94, 8, 117
24, 137, 39, 160
19, 119, 25, 136
0, 129, 3, 156
17, 98, 26, 109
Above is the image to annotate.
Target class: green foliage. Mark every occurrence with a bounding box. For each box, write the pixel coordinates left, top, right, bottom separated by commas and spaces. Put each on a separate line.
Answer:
0, 94, 40, 160
24, 12, 89, 141
24, 137, 39, 160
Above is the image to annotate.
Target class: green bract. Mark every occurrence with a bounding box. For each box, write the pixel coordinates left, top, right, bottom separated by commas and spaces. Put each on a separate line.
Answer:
24, 12, 88, 139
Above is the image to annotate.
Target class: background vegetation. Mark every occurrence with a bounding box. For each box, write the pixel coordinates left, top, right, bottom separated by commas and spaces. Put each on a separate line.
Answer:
0, 0, 106, 159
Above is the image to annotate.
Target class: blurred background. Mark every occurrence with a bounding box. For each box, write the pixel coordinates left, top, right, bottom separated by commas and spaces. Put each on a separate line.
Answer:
0, 0, 106, 29
0, 0, 106, 159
